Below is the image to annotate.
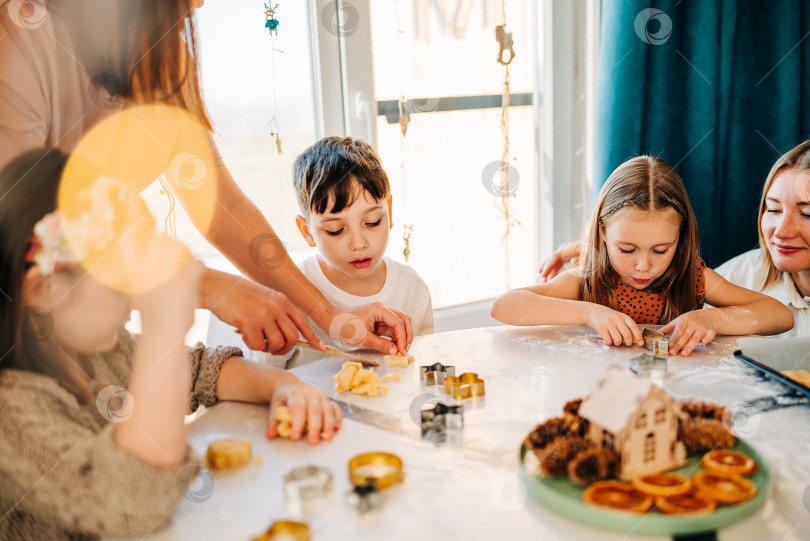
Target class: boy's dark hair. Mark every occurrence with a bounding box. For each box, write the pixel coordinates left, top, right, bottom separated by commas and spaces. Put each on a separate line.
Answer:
293, 137, 390, 216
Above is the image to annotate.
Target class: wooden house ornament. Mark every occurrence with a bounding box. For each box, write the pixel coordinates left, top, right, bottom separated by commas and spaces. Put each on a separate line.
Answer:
578, 368, 687, 480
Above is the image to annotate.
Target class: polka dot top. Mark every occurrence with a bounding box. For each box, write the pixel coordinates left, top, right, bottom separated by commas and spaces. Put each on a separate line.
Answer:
598, 258, 706, 324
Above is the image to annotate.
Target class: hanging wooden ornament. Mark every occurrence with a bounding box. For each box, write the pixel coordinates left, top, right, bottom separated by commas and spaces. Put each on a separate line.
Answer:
495, 24, 515, 65
264, 3, 279, 36
398, 97, 410, 137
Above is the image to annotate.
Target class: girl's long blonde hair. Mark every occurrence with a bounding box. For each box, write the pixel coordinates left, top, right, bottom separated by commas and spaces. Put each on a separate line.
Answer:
578, 156, 701, 323
757, 140, 810, 290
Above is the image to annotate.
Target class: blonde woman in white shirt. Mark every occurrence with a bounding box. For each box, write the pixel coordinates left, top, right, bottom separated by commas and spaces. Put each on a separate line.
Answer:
714, 140, 810, 337
538, 140, 810, 337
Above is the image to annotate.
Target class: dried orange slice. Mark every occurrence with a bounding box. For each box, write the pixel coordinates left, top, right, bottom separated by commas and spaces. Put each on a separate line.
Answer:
582, 480, 654, 513
656, 491, 717, 515
701, 449, 757, 475
693, 470, 757, 504
632, 473, 692, 496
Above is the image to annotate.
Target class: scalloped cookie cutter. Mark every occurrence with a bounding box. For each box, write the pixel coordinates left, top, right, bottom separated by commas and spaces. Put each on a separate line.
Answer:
443, 372, 485, 400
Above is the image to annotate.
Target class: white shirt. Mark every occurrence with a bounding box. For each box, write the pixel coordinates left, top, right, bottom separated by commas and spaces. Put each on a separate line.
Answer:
247, 256, 434, 368
715, 249, 810, 337
300, 255, 434, 339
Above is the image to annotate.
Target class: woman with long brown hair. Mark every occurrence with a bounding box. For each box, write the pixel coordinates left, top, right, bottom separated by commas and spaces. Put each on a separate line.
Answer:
0, 0, 413, 358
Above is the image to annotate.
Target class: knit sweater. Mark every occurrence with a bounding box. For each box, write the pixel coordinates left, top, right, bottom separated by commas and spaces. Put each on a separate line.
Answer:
0, 332, 242, 540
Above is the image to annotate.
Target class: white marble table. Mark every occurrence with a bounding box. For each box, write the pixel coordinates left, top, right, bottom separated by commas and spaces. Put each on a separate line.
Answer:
113, 325, 810, 541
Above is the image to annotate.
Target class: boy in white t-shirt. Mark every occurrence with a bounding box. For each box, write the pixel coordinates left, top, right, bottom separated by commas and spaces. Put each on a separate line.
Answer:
284, 137, 432, 365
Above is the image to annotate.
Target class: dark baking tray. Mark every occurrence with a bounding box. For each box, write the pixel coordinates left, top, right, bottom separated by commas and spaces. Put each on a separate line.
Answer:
734, 349, 810, 399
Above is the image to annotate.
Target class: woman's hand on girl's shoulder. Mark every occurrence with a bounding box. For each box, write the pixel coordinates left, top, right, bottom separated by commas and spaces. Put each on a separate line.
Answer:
586, 305, 643, 347
659, 311, 717, 357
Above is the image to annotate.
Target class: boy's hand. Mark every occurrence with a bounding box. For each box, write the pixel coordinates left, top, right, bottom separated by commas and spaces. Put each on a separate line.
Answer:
660, 312, 716, 357
347, 303, 413, 355
586, 305, 643, 347
266, 379, 342, 445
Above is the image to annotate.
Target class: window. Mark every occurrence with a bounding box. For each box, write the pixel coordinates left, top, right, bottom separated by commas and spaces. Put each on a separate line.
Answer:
655, 408, 666, 424
367, 0, 540, 308
636, 412, 647, 428
141, 1, 321, 265
644, 433, 655, 462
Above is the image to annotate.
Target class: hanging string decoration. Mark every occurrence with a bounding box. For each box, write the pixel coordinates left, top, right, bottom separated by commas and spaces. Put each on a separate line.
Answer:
394, 0, 414, 262
494, 4, 520, 287
263, 3, 283, 154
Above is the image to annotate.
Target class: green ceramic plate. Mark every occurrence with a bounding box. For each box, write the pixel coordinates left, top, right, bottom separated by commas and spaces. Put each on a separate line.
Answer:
518, 440, 769, 535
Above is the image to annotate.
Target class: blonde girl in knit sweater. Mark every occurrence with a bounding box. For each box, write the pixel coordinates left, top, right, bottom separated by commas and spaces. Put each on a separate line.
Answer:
491, 156, 794, 356
0, 149, 341, 540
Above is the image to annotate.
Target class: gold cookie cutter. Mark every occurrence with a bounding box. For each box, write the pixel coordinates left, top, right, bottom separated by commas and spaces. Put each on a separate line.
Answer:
642, 327, 669, 356
348, 452, 404, 490
348, 452, 404, 514
443, 372, 485, 400
252, 520, 310, 541
420, 362, 455, 386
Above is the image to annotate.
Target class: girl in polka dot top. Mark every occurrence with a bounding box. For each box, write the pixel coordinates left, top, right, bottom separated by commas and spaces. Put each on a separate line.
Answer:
491, 156, 794, 356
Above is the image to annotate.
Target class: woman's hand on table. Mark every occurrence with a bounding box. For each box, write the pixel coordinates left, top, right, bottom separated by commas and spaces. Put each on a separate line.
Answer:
660, 312, 717, 357
266, 375, 342, 445
199, 268, 324, 354
586, 305, 643, 347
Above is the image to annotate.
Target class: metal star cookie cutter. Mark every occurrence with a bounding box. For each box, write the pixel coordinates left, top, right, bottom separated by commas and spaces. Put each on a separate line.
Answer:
420, 401, 463, 444
630, 353, 668, 376
642, 327, 669, 356
420, 362, 456, 386
443, 372, 485, 400
252, 520, 310, 541
284, 464, 333, 503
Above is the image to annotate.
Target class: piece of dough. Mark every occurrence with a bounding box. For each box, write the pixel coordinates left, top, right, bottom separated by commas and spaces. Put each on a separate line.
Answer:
207, 438, 252, 469
333, 361, 362, 393
384, 353, 415, 367
351, 369, 378, 387
382, 372, 401, 382
274, 406, 295, 438
334, 361, 388, 396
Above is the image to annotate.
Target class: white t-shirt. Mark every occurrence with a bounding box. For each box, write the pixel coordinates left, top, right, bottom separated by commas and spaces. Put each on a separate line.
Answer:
247, 256, 434, 368
301, 255, 434, 338
715, 249, 809, 338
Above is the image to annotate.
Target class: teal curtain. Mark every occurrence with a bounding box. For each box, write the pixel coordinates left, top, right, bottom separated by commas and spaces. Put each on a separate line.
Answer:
595, 0, 810, 267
